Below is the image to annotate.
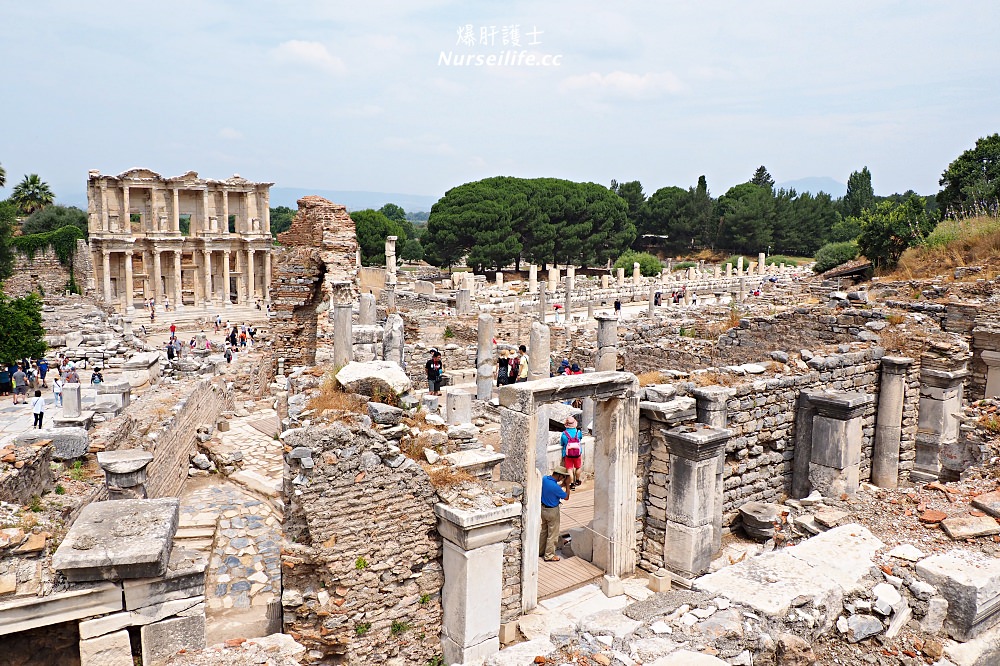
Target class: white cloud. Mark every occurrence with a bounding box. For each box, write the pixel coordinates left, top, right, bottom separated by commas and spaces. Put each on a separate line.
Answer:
219, 127, 243, 140
271, 40, 346, 74
559, 70, 684, 99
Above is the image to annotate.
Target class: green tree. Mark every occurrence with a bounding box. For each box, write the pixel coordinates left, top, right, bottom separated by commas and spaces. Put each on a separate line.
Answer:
378, 203, 407, 223
684, 175, 717, 248
400, 238, 424, 262
828, 216, 863, 243
716, 183, 774, 254
611, 180, 645, 243
0, 293, 47, 362
0, 201, 16, 281
750, 166, 775, 190
351, 209, 408, 266
269, 206, 296, 238
813, 241, 860, 273
937, 134, 1000, 216
21, 205, 88, 238
842, 167, 875, 218
614, 250, 662, 277
857, 195, 936, 269
640, 186, 688, 251
10, 174, 55, 215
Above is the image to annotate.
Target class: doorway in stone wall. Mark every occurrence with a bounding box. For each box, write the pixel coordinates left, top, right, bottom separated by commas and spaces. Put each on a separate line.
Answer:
498, 372, 641, 612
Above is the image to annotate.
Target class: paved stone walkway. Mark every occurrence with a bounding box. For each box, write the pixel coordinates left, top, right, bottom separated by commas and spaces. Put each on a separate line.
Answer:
0, 385, 100, 446
213, 410, 283, 503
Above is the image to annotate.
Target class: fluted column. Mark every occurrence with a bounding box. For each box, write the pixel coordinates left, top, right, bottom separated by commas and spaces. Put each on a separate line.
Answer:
172, 188, 180, 232
263, 249, 272, 304
173, 250, 183, 309
152, 249, 162, 301
121, 186, 130, 233
222, 250, 232, 305
123, 250, 134, 311
247, 248, 256, 303
102, 249, 112, 303
222, 191, 229, 235
202, 249, 213, 306
202, 189, 209, 235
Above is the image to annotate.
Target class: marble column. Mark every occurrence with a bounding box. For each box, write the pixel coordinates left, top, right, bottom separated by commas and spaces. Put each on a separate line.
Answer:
663, 425, 731, 580
527, 321, 549, 382
476, 314, 495, 400
153, 249, 163, 301
173, 251, 183, 309
172, 188, 180, 232
632, 262, 641, 286
385, 235, 398, 285
446, 390, 474, 425
222, 191, 229, 235
808, 392, 873, 498
222, 250, 232, 306
547, 267, 559, 293
528, 264, 538, 294
123, 250, 134, 311
359, 293, 376, 325
263, 250, 272, 304
202, 189, 209, 233
495, 271, 503, 287
122, 186, 130, 231
383, 313, 405, 367
596, 315, 618, 371
332, 282, 353, 367
246, 248, 256, 303
100, 181, 109, 232
737, 256, 744, 275
758, 252, 766, 275
647, 284, 655, 317
63, 383, 82, 418
234, 251, 244, 305
872, 356, 914, 488
592, 394, 641, 578
436, 503, 520, 665
202, 249, 213, 306
726, 263, 733, 277
101, 250, 112, 303
141, 250, 151, 299
456, 288, 472, 315
616, 267, 625, 288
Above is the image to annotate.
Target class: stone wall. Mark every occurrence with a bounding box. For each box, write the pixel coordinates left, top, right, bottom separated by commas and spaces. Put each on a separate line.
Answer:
2, 240, 91, 299
280, 421, 443, 665
971, 321, 1000, 400
0, 442, 54, 505
500, 514, 522, 624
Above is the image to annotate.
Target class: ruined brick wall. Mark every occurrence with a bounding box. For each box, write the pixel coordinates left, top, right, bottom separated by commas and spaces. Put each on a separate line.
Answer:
281, 421, 443, 665
0, 442, 53, 505
2, 241, 91, 299
501, 514, 522, 624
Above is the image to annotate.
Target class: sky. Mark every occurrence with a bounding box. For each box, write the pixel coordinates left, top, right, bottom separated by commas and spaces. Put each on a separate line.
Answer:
1, 1, 998, 208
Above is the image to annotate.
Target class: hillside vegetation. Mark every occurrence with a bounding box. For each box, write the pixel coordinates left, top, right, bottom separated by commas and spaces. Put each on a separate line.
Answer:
892, 215, 1000, 279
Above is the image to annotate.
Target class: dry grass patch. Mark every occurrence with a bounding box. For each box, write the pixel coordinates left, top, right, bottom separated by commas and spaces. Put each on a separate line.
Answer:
893, 215, 1000, 280
886, 313, 906, 326
691, 370, 740, 387
637, 371, 668, 387
307, 375, 366, 415
878, 328, 928, 355
423, 464, 476, 489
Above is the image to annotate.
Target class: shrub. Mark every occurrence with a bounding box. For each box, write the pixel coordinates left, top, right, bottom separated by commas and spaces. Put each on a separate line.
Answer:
672, 261, 696, 271
443, 326, 455, 339
613, 251, 662, 277
54, 484, 65, 495
764, 255, 798, 267
813, 241, 859, 273
69, 460, 86, 481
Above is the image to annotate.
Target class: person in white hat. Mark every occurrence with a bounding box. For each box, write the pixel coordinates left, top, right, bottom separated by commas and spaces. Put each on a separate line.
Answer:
540, 465, 571, 561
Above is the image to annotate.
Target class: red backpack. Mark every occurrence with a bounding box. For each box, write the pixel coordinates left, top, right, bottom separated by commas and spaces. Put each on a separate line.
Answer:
564, 428, 582, 457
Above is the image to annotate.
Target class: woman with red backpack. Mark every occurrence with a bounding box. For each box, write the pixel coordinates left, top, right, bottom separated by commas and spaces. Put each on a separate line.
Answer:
560, 416, 584, 489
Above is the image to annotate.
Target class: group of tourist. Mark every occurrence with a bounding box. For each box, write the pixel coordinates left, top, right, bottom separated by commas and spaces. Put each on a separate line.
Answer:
495, 345, 529, 386
1, 356, 90, 428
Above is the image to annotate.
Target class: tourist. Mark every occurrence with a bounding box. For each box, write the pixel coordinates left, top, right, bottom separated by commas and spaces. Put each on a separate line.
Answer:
425, 349, 444, 396
496, 349, 511, 387
64, 363, 80, 384
516, 345, 529, 382
52, 376, 64, 407
170, 322, 177, 337
614, 299, 621, 317
91, 368, 104, 385
224, 347, 233, 364
569, 362, 583, 375
166, 341, 175, 360
37, 358, 49, 387
561, 416, 584, 488
31, 390, 45, 429
215, 315, 221, 333
150, 306, 155, 322
540, 465, 571, 562
164, 296, 171, 311
558, 359, 571, 376
12, 364, 28, 405
0, 365, 10, 396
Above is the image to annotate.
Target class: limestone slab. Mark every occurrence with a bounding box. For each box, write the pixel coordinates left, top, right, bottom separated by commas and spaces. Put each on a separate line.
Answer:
916, 552, 1000, 640
0, 582, 122, 635
971, 490, 1000, 518
80, 629, 133, 666
140, 614, 206, 666
123, 547, 207, 611
942, 515, 1000, 540
53, 497, 180, 582
79, 595, 205, 639
16, 427, 89, 460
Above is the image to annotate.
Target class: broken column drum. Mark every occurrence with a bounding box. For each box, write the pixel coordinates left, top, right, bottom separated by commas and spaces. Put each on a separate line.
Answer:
807, 392, 873, 498
456, 288, 472, 316
596, 315, 618, 372
527, 321, 550, 382
528, 264, 538, 294
97, 449, 154, 500
871, 356, 914, 488
331, 282, 353, 367
358, 292, 377, 325
476, 313, 495, 400
446, 390, 474, 426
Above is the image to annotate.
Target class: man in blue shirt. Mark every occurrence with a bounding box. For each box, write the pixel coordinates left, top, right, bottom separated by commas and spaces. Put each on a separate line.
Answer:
540, 465, 571, 561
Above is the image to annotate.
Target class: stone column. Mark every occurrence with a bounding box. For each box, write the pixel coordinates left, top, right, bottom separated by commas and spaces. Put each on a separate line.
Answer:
737, 256, 744, 275
446, 390, 473, 425
527, 321, 549, 381
714, 265, 721, 278
202, 249, 213, 306
726, 263, 733, 277
122, 186, 130, 230
528, 265, 538, 293
202, 189, 210, 233
435, 502, 520, 665
456, 288, 472, 315
758, 252, 766, 275
537, 288, 547, 322
596, 315, 618, 371
172, 188, 180, 232
913, 365, 969, 482
616, 267, 625, 288
476, 314, 495, 400
173, 251, 183, 309
99, 249, 112, 303
593, 394, 641, 579
547, 267, 559, 293
791, 391, 819, 498
246, 248, 256, 303
63, 383, 82, 418
222, 191, 229, 235
663, 425, 731, 580
632, 262, 641, 285
222, 250, 232, 306
234, 251, 244, 305
100, 180, 109, 232
601, 274, 610, 290
982, 351, 1000, 399
692, 386, 734, 429
123, 251, 134, 311
383, 313, 405, 367
97, 450, 153, 500
872, 357, 914, 488
263, 249, 272, 305
332, 282, 353, 367
385, 235, 398, 285
564, 283, 572, 323
587, 299, 594, 320
739, 276, 746, 302
647, 284, 655, 317
495, 271, 503, 287
808, 392, 873, 498
153, 249, 163, 301
358, 293, 376, 325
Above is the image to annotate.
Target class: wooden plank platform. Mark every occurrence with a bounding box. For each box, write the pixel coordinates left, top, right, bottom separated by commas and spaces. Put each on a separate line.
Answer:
561, 488, 594, 531
247, 414, 280, 438
537, 555, 604, 600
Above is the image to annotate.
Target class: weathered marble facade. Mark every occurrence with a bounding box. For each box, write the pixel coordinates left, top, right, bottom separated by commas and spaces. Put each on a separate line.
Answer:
87, 168, 273, 311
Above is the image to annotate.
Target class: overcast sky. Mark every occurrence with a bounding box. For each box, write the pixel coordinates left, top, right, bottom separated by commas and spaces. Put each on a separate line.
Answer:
1, 1, 997, 206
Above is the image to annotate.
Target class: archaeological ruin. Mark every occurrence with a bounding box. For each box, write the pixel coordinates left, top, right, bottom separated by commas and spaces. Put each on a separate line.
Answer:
4, 187, 1000, 666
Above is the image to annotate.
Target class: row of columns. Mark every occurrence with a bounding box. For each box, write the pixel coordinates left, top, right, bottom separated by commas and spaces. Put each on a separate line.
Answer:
98, 247, 271, 310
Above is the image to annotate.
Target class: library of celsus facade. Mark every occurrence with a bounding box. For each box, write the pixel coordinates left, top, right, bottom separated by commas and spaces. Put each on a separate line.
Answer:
86, 168, 273, 311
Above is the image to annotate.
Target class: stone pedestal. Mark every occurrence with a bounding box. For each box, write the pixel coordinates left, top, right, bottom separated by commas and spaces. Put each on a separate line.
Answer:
547, 267, 559, 292
528, 265, 538, 294
601, 274, 610, 290
64, 382, 82, 417
913, 367, 967, 482
383, 313, 405, 367
872, 357, 914, 488
632, 263, 641, 286
477, 314, 495, 400
593, 395, 641, 577
647, 285, 656, 316
791, 391, 818, 498
983, 351, 1000, 399
737, 256, 744, 274
435, 503, 520, 666
808, 392, 872, 498
358, 293, 377, 325
537, 288, 547, 322
98, 449, 154, 500
456, 288, 472, 316
495, 271, 503, 287
528, 322, 549, 382
616, 268, 625, 288
691, 386, 735, 429
446, 390, 474, 425
332, 303, 353, 367
596, 316, 618, 372
663, 425, 730, 580
758, 252, 766, 274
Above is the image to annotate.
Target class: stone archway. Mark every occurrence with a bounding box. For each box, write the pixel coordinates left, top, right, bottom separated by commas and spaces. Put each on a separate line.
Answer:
498, 371, 640, 612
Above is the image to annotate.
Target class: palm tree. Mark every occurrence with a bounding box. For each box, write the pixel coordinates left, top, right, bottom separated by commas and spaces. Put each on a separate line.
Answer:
11, 174, 54, 215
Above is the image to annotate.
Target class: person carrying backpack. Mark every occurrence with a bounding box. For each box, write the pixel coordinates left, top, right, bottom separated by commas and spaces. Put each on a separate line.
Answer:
560, 416, 584, 489
507, 351, 521, 386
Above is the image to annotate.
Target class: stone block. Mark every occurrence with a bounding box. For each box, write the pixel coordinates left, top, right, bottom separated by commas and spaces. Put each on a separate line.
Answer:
665, 521, 715, 578
810, 415, 862, 468
601, 574, 624, 598
16, 427, 89, 460
941, 515, 1000, 540
79, 595, 205, 639
366, 401, 403, 426
0, 581, 122, 636
79, 629, 133, 666
140, 615, 206, 666
648, 569, 672, 593
123, 547, 207, 611
441, 540, 504, 659
499, 620, 519, 643
53, 498, 180, 582
916, 552, 1000, 640
666, 456, 720, 526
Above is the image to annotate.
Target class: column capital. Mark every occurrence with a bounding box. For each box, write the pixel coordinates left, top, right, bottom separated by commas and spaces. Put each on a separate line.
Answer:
434, 503, 520, 550
663, 424, 730, 461
808, 391, 873, 420
881, 356, 915, 373
124, 249, 134, 257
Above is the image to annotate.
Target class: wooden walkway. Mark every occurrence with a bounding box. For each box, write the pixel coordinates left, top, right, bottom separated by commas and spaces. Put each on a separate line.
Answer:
537, 485, 602, 600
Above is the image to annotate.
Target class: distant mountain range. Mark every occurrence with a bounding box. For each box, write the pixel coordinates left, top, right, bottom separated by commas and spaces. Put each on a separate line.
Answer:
55, 187, 440, 214
775, 177, 847, 198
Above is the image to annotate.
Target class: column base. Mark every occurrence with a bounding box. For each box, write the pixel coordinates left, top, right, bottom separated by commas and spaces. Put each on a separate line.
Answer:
601, 574, 624, 598
442, 635, 499, 666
